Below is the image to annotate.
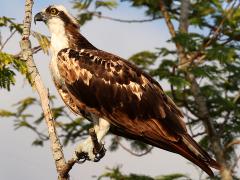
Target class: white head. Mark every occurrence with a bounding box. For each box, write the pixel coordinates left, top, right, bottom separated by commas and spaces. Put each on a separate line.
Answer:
34, 5, 79, 30
34, 5, 80, 56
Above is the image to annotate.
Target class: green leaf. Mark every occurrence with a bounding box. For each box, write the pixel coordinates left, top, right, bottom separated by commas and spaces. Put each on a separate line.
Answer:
129, 51, 158, 69
32, 139, 43, 146
95, 0, 118, 10
14, 97, 36, 114
0, 109, 15, 117
32, 31, 50, 54
77, 12, 94, 25
0, 52, 28, 90
168, 76, 189, 89
155, 173, 189, 180
206, 45, 237, 63
172, 33, 203, 52
130, 140, 150, 152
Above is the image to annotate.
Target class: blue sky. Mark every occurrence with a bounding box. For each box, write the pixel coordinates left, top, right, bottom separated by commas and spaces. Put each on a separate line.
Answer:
0, 1, 212, 179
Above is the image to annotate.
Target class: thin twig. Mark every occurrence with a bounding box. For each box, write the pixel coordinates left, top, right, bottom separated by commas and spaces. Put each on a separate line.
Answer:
0, 29, 17, 51
14, 45, 41, 59
115, 136, 153, 157
178, 0, 240, 68
231, 155, 240, 172
225, 139, 240, 151
92, 12, 161, 23
159, 0, 186, 65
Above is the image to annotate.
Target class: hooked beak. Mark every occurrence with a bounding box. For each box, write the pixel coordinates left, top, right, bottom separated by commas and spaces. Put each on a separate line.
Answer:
34, 12, 47, 24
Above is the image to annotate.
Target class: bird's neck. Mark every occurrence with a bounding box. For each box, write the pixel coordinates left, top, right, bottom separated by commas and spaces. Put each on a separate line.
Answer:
65, 24, 97, 50
49, 21, 96, 58
49, 18, 69, 57
48, 20, 97, 84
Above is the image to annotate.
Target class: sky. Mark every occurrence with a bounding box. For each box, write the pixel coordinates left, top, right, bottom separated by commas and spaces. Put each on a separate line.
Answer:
0, 0, 216, 179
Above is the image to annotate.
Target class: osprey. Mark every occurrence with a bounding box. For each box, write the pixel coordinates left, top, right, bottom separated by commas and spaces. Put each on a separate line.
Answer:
34, 5, 220, 176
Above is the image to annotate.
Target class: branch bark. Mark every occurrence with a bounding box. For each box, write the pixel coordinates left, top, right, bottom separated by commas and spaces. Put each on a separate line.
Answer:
19, 1, 105, 179
159, 0, 186, 66
20, 1, 68, 179
179, 0, 190, 33
92, 11, 161, 23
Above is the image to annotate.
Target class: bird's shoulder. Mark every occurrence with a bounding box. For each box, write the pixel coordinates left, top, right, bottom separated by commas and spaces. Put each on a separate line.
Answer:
57, 48, 159, 88
56, 48, 183, 120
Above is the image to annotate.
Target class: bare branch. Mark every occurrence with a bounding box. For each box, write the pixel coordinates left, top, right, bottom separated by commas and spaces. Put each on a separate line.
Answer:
20, 1, 68, 179
115, 136, 153, 157
179, 0, 190, 33
92, 12, 161, 23
225, 139, 240, 151
159, 0, 187, 66
14, 45, 41, 59
0, 29, 17, 51
192, 131, 206, 138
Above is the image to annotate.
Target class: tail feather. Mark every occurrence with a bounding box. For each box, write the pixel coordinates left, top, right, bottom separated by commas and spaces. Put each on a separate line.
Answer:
144, 134, 220, 177
109, 126, 221, 177
181, 134, 221, 170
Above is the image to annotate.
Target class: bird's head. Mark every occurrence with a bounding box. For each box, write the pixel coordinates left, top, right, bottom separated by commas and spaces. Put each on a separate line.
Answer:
34, 5, 79, 32
34, 5, 96, 54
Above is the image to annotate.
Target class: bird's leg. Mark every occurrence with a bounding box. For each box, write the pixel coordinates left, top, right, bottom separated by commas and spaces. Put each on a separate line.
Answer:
74, 117, 110, 162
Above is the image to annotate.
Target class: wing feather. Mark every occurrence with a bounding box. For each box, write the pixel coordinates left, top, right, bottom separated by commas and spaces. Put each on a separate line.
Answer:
57, 48, 186, 142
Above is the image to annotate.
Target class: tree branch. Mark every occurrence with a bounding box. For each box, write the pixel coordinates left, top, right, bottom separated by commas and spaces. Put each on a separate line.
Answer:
115, 136, 153, 157
0, 29, 17, 51
159, 0, 186, 66
179, 0, 190, 33
158, 1, 233, 179
186, 74, 233, 180
92, 12, 161, 23
225, 139, 240, 151
19, 1, 105, 179
177, 0, 240, 69
19, 1, 68, 179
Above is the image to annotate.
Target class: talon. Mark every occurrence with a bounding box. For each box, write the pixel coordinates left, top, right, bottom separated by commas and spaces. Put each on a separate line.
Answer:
75, 151, 90, 163
93, 143, 106, 162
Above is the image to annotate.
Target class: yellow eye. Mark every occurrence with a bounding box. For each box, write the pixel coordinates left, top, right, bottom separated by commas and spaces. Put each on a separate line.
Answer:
50, 8, 58, 15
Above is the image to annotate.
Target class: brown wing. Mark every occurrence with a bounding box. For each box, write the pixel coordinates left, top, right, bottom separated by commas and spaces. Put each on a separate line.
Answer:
50, 69, 81, 115
57, 48, 186, 141
57, 48, 220, 176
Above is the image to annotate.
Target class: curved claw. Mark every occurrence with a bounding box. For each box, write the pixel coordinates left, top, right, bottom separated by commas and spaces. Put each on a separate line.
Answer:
93, 143, 106, 162
75, 151, 90, 164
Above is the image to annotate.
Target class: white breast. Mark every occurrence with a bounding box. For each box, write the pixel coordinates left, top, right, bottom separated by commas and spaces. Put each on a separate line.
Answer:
48, 17, 69, 55
49, 56, 62, 83
47, 17, 69, 83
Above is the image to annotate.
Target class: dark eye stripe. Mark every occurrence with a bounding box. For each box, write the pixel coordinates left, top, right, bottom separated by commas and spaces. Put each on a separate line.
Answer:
45, 6, 53, 13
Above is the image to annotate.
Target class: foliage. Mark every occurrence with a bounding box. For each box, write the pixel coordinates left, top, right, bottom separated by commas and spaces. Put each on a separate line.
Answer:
0, 52, 28, 90
155, 173, 189, 180
2, 0, 240, 179
0, 96, 92, 146
128, 51, 158, 70
0, 16, 22, 33
98, 166, 189, 180
0, 17, 50, 90
72, 0, 118, 25
32, 31, 50, 54
0, 16, 27, 90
